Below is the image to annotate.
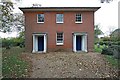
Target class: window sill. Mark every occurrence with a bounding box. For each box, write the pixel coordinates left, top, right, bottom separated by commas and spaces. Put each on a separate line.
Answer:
37, 22, 44, 24
56, 43, 64, 45
56, 22, 64, 24
75, 22, 83, 24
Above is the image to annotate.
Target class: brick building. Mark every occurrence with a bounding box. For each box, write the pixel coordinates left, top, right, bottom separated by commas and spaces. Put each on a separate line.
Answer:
19, 7, 100, 53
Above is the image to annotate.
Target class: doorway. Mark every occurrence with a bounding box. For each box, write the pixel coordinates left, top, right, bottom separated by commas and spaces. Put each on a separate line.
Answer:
38, 36, 44, 51
73, 33, 87, 52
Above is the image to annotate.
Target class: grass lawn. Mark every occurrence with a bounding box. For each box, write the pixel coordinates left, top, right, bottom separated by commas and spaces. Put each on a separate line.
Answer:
0, 47, 2, 78
2, 47, 30, 78
105, 55, 120, 68
94, 44, 119, 68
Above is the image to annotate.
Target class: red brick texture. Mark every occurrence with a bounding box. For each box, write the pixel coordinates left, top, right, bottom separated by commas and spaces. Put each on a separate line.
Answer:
24, 11, 95, 52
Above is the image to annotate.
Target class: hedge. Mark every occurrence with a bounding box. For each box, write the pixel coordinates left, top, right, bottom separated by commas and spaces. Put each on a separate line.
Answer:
1, 38, 25, 49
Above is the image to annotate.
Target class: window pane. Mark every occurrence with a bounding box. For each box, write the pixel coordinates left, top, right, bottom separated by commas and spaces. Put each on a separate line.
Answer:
37, 14, 44, 22
76, 14, 82, 22
56, 14, 63, 23
57, 33, 63, 44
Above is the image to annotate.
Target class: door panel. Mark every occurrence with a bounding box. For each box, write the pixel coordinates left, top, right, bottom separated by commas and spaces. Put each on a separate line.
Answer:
38, 36, 44, 51
76, 36, 82, 51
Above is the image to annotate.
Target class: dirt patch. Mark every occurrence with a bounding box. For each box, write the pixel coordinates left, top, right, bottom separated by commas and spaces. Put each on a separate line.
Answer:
23, 52, 118, 78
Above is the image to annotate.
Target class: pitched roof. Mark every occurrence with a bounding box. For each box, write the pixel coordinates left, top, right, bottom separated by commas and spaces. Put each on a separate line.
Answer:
19, 7, 100, 12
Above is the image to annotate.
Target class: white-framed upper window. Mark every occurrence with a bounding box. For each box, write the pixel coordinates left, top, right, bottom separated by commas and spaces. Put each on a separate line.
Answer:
75, 14, 82, 23
37, 14, 44, 23
56, 32, 64, 45
56, 14, 64, 23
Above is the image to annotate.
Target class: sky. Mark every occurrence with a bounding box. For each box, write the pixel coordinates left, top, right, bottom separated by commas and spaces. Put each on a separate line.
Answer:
0, 0, 119, 38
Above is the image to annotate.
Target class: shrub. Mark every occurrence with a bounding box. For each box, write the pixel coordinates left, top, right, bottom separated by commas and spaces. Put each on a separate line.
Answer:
101, 45, 120, 59
109, 41, 120, 45
118, 41, 120, 45
2, 38, 11, 49
99, 41, 104, 45
101, 47, 114, 55
112, 45, 120, 59
113, 49, 120, 59
103, 41, 111, 45
102, 37, 110, 41
19, 43, 25, 48
1, 37, 25, 49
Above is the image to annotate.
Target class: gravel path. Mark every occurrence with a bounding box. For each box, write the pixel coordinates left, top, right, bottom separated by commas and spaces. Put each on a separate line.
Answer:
28, 52, 118, 78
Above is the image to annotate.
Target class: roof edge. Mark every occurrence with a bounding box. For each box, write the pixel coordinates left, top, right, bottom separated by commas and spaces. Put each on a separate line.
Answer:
19, 7, 100, 12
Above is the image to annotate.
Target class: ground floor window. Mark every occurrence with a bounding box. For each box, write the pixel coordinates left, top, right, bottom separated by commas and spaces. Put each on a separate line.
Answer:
56, 32, 64, 45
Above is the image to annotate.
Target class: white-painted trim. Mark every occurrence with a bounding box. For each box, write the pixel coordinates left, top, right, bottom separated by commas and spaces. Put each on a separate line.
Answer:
56, 14, 64, 24
84, 35, 87, 52
56, 32, 64, 45
73, 35, 74, 52
73, 34, 76, 52
36, 36, 38, 51
75, 13, 83, 24
56, 22, 64, 24
73, 33, 87, 52
75, 21, 83, 24
32, 35, 35, 53
81, 36, 84, 51
37, 22, 44, 24
56, 43, 64, 45
32, 33, 47, 53
44, 35, 47, 52
37, 14, 44, 23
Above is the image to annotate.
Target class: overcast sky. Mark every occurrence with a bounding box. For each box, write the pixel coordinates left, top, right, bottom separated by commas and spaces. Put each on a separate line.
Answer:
0, 0, 119, 38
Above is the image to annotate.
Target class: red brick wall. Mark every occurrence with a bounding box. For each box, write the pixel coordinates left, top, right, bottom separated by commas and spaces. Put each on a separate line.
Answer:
24, 11, 94, 52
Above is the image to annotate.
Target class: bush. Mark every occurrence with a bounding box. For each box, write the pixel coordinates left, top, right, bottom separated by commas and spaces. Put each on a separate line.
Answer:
96, 41, 111, 46
108, 41, 120, 45
1, 37, 25, 49
118, 41, 120, 45
102, 37, 110, 41
101, 45, 120, 59
113, 49, 120, 59
97, 41, 120, 46
2, 38, 11, 49
101, 47, 114, 55
112, 45, 120, 59
99, 41, 104, 45
103, 41, 111, 45
19, 43, 25, 48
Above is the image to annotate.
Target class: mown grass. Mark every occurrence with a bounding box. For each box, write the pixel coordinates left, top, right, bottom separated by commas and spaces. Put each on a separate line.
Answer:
2, 47, 30, 78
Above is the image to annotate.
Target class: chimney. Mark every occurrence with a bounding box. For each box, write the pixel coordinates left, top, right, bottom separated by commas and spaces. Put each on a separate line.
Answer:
32, 4, 41, 7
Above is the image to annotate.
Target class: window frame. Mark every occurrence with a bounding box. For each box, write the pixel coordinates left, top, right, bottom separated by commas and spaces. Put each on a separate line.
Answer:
56, 32, 64, 45
37, 14, 44, 23
56, 14, 64, 23
75, 13, 82, 23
